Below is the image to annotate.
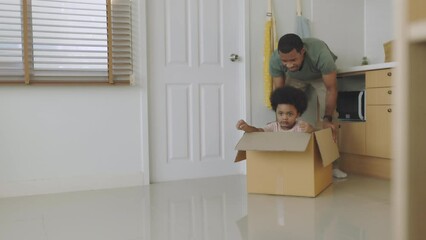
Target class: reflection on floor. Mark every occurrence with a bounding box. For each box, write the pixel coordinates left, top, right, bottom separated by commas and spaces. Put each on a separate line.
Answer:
0, 175, 390, 240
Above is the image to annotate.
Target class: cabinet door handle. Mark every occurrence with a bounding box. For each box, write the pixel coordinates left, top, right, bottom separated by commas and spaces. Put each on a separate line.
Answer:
387, 72, 392, 77
387, 108, 392, 113
388, 90, 392, 94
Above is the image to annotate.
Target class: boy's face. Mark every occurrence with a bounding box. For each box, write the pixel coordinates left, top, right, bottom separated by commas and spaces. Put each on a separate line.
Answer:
275, 104, 300, 130
278, 48, 305, 72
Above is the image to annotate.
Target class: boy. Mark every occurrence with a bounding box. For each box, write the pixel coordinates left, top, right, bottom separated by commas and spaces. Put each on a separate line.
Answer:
236, 86, 315, 133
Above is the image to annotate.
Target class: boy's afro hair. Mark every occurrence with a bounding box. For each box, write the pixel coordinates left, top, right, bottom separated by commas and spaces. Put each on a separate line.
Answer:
270, 86, 308, 114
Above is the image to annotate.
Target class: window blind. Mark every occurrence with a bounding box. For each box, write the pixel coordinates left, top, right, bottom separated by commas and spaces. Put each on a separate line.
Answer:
0, 0, 24, 82
0, 0, 132, 84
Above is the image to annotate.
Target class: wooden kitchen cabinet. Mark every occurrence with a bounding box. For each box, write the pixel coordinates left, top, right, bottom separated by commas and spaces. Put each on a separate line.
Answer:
364, 68, 392, 87
365, 69, 393, 158
337, 67, 393, 179
338, 121, 366, 155
365, 105, 392, 158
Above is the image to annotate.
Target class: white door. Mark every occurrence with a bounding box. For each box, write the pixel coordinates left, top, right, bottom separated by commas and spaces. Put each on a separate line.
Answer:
147, 0, 245, 182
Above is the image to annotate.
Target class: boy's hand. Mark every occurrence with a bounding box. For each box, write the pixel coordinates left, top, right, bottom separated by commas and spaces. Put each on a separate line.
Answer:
236, 119, 261, 133
236, 119, 248, 131
299, 121, 315, 133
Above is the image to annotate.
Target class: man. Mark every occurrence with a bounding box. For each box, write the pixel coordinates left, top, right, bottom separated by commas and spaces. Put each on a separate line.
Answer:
269, 33, 347, 178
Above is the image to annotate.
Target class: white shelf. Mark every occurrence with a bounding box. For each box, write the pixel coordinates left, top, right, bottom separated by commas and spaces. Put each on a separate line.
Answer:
409, 20, 426, 43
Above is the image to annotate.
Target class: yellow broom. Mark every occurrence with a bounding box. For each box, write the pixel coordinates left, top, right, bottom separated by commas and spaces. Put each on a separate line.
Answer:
263, 0, 277, 109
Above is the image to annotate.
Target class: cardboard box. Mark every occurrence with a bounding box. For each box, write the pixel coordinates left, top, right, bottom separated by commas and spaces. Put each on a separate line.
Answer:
235, 128, 339, 197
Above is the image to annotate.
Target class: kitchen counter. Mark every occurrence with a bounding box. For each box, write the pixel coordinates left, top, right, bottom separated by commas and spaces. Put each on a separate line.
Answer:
338, 62, 397, 76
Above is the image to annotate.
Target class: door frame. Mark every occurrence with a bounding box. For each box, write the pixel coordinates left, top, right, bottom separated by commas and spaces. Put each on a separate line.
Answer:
134, 0, 150, 186
141, 0, 251, 184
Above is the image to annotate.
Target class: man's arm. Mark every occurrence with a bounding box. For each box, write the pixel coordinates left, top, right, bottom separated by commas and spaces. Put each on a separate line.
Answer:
272, 75, 286, 89
322, 71, 338, 141
322, 71, 338, 117
269, 51, 286, 89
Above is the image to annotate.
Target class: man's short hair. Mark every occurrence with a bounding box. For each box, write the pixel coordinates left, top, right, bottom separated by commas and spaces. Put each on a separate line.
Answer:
278, 33, 304, 54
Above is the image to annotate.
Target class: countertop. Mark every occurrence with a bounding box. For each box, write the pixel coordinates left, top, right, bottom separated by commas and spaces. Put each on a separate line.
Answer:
337, 62, 397, 75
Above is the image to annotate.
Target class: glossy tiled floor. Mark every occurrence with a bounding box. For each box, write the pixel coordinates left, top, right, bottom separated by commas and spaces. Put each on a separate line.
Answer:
0, 175, 390, 240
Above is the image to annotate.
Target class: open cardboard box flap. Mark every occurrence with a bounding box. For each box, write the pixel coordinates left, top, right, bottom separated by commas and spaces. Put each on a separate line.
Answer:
234, 128, 339, 166
314, 128, 340, 166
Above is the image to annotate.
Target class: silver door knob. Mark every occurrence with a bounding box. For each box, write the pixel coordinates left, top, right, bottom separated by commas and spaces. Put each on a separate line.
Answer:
229, 54, 239, 62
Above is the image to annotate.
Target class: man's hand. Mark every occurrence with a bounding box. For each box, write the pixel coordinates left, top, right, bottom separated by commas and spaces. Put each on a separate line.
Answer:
322, 121, 337, 142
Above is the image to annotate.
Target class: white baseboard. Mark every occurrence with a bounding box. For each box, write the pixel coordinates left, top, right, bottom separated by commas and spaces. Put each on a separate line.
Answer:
0, 173, 145, 198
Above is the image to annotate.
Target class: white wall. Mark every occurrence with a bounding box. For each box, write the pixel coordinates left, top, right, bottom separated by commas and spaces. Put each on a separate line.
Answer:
248, 0, 393, 127
0, 87, 145, 198
365, 0, 394, 64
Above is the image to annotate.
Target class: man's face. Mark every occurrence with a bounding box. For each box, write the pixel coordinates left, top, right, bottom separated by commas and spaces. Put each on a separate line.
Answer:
278, 48, 305, 72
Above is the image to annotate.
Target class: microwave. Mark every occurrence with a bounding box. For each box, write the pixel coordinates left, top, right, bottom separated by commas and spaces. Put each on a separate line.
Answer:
336, 91, 365, 121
